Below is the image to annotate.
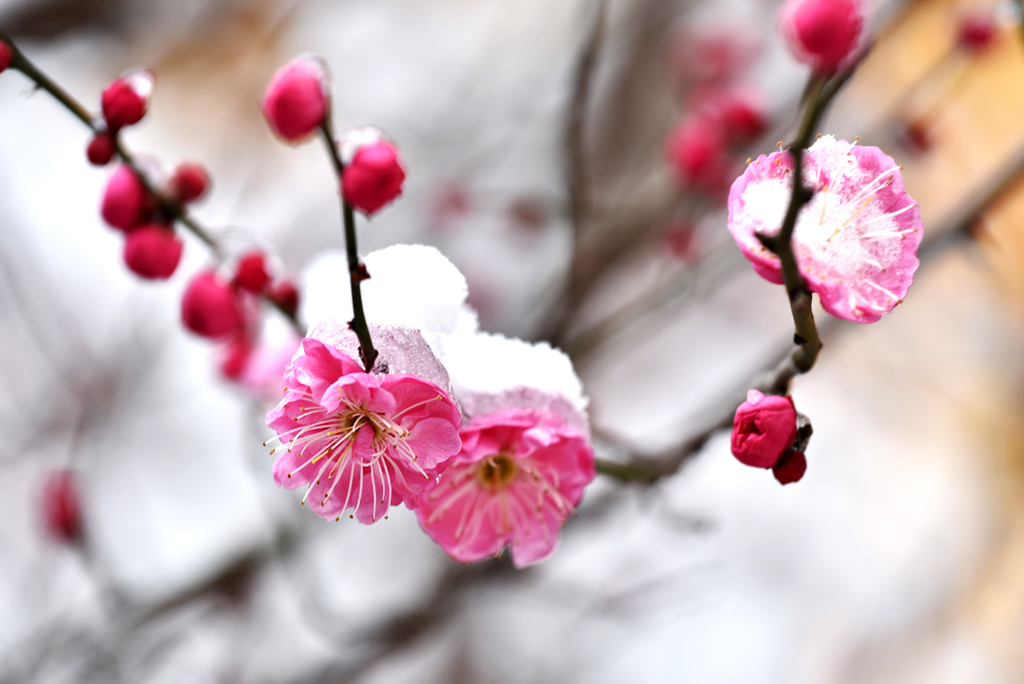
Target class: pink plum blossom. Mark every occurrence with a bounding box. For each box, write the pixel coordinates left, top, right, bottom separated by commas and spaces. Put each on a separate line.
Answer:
266, 337, 462, 523
731, 390, 797, 469
416, 408, 595, 568
340, 130, 406, 215
779, 0, 863, 74
727, 135, 922, 323
261, 57, 328, 143
101, 70, 153, 131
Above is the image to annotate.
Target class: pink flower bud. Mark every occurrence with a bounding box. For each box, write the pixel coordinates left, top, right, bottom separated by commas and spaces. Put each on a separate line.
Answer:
219, 334, 252, 380
101, 70, 153, 131
663, 221, 699, 262
772, 449, 807, 485
182, 271, 243, 339
233, 251, 271, 294
101, 165, 150, 231
266, 279, 299, 318
41, 469, 82, 543
0, 41, 13, 74
168, 162, 210, 204
87, 132, 116, 166
341, 140, 406, 215
715, 89, 769, 145
959, 14, 996, 52
261, 57, 328, 143
731, 389, 797, 468
779, 0, 864, 74
665, 116, 729, 192
123, 225, 183, 280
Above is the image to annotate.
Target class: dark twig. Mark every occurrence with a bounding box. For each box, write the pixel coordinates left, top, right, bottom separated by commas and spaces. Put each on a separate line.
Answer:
318, 124, 378, 373
0, 28, 304, 335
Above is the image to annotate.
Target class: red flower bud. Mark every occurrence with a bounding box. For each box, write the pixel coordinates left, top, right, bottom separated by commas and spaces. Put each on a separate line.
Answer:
0, 40, 13, 74
233, 251, 271, 294
101, 165, 150, 231
959, 14, 996, 52
266, 279, 299, 319
101, 70, 153, 131
772, 449, 807, 485
86, 132, 116, 166
123, 225, 183, 280
341, 140, 406, 215
261, 57, 328, 143
665, 116, 729, 192
182, 271, 243, 339
168, 162, 210, 204
663, 221, 699, 262
715, 89, 769, 145
779, 0, 863, 74
731, 390, 798, 468
220, 334, 252, 380
41, 469, 82, 543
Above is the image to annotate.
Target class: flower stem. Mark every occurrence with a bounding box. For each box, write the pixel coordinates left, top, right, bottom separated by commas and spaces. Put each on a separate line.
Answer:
318, 123, 379, 373
0, 28, 304, 335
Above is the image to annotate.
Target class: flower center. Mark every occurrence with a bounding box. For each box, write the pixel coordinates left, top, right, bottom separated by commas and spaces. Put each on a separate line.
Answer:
477, 454, 518, 490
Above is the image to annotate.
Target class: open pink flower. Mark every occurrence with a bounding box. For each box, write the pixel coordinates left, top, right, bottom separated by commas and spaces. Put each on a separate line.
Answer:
266, 338, 462, 523
416, 408, 595, 568
727, 135, 922, 323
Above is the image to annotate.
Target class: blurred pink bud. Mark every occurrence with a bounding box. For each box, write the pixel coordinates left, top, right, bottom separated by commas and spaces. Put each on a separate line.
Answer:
233, 251, 271, 294
101, 70, 153, 131
123, 225, 182, 280
0, 40, 11, 74
731, 390, 797, 468
87, 132, 116, 166
168, 162, 210, 204
220, 335, 252, 380
101, 165, 150, 231
773, 449, 807, 485
508, 197, 548, 232
261, 57, 328, 143
958, 14, 996, 52
342, 140, 406, 215
267, 279, 300, 318
417, 409, 595, 568
670, 27, 761, 85
714, 89, 769, 145
665, 116, 729, 192
663, 221, 699, 262
779, 0, 864, 74
41, 469, 82, 543
431, 182, 470, 227
182, 271, 243, 339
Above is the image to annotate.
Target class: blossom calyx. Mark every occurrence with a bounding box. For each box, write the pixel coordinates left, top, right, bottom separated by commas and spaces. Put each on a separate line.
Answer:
101, 70, 153, 131
779, 0, 863, 74
340, 132, 406, 215
123, 225, 183, 280
101, 165, 151, 231
731, 389, 797, 468
261, 56, 329, 143
181, 271, 243, 339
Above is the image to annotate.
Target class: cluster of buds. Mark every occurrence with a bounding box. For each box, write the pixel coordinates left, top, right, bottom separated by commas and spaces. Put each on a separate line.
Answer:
87, 70, 154, 166
730, 390, 811, 485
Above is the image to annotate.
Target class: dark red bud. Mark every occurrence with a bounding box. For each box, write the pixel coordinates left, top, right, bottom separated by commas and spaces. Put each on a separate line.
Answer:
41, 469, 83, 543
182, 271, 243, 339
0, 41, 13, 74
169, 163, 210, 204
267, 279, 299, 318
772, 449, 807, 485
233, 251, 271, 294
87, 132, 116, 166
123, 225, 183, 280
101, 71, 152, 131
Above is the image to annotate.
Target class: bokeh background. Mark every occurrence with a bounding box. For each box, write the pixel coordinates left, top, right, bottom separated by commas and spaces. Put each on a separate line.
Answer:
3, 0, 1024, 682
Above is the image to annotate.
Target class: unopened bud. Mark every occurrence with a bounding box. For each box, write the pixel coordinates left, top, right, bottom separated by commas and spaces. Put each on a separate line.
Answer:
41, 469, 83, 543
772, 449, 807, 485
182, 271, 243, 339
168, 162, 210, 204
779, 0, 864, 74
220, 335, 252, 380
124, 225, 183, 280
665, 116, 729, 192
101, 70, 153, 131
233, 250, 271, 294
0, 40, 12, 74
87, 132, 116, 166
958, 14, 997, 53
261, 57, 328, 143
267, 279, 299, 319
341, 136, 406, 215
731, 389, 798, 469
101, 165, 151, 231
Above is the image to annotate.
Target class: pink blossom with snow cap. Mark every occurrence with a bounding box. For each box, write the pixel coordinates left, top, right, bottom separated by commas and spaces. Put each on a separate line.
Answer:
727, 135, 922, 323
417, 407, 594, 568
265, 329, 462, 523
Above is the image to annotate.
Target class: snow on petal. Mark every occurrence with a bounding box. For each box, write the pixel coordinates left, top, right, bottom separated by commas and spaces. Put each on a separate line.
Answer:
727, 135, 923, 323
